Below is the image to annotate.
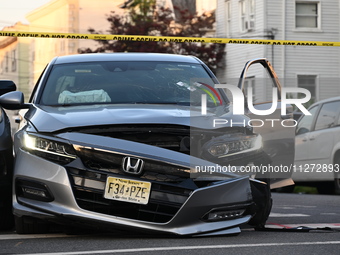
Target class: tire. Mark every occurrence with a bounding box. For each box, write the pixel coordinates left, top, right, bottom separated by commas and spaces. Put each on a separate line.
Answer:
318, 156, 340, 195
316, 182, 334, 195
0, 150, 14, 231
334, 177, 340, 195
0, 189, 14, 230
334, 157, 340, 195
15, 216, 49, 234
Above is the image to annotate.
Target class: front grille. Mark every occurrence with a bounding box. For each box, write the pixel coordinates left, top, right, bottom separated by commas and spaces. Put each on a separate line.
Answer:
67, 166, 193, 223
76, 146, 190, 181
65, 127, 198, 223
76, 124, 191, 154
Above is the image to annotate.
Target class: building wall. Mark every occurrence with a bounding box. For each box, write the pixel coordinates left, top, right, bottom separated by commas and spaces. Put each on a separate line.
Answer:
0, 22, 30, 95
78, 0, 126, 50
266, 0, 283, 78
0, 23, 30, 132
216, 0, 340, 102
0, 38, 19, 83
27, 0, 80, 84
23, 0, 127, 88
283, 0, 340, 101
216, 0, 267, 83
216, 0, 273, 105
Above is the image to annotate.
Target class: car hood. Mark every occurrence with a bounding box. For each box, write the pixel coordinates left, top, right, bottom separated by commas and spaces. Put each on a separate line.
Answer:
26, 104, 249, 133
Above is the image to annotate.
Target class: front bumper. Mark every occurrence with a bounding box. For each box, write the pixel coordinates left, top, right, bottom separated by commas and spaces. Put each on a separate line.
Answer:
13, 149, 255, 236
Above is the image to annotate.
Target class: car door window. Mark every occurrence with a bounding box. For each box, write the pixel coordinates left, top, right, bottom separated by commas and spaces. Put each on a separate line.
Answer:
314, 101, 340, 131
296, 106, 318, 135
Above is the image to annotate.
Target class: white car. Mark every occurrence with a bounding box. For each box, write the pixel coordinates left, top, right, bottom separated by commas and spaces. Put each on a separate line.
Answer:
293, 96, 340, 194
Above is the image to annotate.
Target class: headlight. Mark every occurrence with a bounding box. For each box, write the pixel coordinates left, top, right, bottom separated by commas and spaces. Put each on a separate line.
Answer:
23, 133, 77, 164
205, 134, 262, 158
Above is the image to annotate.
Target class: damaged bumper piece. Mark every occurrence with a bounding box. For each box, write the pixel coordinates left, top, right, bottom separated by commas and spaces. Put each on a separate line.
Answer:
13, 132, 263, 236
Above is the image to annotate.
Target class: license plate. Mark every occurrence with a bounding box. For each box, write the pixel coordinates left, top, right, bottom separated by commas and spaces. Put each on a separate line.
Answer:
104, 177, 151, 205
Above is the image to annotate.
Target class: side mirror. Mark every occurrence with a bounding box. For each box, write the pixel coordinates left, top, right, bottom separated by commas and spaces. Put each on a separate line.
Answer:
0, 80, 17, 96
0, 91, 30, 110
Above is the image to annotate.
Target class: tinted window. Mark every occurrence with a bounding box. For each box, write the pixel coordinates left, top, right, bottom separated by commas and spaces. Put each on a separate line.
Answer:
40, 61, 225, 107
296, 106, 318, 135
314, 101, 340, 131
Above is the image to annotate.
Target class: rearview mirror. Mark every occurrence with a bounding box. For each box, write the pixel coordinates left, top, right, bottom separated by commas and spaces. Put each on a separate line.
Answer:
0, 91, 30, 110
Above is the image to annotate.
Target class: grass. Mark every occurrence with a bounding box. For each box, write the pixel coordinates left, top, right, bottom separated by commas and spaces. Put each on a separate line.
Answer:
293, 185, 318, 194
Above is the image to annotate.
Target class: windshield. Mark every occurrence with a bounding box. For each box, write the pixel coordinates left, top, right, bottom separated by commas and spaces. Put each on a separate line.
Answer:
39, 61, 226, 107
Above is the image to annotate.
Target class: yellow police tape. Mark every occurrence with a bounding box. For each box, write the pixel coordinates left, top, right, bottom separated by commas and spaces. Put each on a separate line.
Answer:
0, 31, 339, 47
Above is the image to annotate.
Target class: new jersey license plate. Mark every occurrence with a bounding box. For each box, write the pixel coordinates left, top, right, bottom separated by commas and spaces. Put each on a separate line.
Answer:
104, 177, 151, 205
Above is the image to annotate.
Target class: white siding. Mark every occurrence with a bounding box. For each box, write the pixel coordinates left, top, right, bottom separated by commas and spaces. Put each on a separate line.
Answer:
216, 0, 226, 38
216, 0, 340, 101
216, 0, 267, 83
266, 0, 284, 77
284, 0, 340, 100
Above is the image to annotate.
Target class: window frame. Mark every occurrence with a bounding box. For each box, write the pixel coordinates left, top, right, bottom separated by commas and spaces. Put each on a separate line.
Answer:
297, 74, 318, 103
11, 49, 17, 72
225, 0, 231, 37
5, 52, 8, 73
295, 1, 321, 31
239, 0, 255, 33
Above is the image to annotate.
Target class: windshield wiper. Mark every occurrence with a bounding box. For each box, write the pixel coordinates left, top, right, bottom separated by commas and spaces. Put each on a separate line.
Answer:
130, 101, 191, 105
48, 101, 192, 107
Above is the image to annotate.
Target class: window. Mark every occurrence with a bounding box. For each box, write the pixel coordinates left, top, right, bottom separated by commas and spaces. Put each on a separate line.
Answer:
296, 106, 318, 135
240, 0, 246, 31
40, 61, 225, 107
298, 75, 317, 103
314, 101, 340, 131
5, 52, 8, 73
11, 50, 16, 72
249, 0, 255, 23
296, 2, 320, 29
239, 0, 255, 32
225, 0, 231, 36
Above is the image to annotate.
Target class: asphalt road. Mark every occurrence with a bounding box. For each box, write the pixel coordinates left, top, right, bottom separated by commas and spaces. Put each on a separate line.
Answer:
1, 192, 340, 255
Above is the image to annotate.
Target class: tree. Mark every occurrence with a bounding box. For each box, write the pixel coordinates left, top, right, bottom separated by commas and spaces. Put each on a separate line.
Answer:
78, 0, 225, 73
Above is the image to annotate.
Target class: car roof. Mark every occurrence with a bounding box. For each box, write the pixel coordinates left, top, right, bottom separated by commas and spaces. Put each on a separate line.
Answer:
53, 53, 201, 65
309, 96, 340, 109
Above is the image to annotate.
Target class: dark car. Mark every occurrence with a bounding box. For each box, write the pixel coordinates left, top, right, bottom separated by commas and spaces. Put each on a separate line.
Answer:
0, 80, 16, 230
0, 53, 294, 236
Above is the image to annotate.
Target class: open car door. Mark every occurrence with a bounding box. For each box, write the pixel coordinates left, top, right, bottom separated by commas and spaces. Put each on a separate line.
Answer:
237, 58, 296, 189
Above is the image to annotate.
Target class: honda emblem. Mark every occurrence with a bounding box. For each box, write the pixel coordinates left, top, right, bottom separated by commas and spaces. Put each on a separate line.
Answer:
122, 157, 144, 175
